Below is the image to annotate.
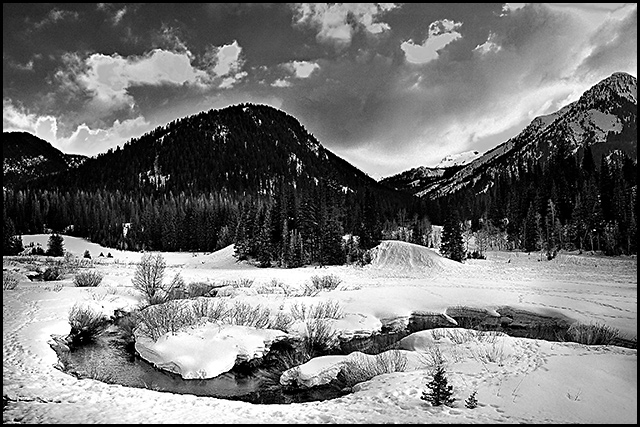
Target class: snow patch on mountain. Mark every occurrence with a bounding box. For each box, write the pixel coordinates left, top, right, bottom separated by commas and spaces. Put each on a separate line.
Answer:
434, 150, 483, 168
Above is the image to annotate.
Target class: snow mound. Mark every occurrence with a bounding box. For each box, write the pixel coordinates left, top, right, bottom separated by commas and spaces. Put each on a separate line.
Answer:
135, 322, 288, 379
367, 240, 461, 273
184, 244, 252, 270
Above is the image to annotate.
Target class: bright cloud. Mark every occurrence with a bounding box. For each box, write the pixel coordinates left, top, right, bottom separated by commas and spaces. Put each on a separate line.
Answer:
292, 3, 398, 49
401, 19, 463, 64
205, 40, 244, 77
271, 78, 292, 88
2, 98, 151, 155
60, 116, 151, 154
3, 100, 58, 142
75, 50, 207, 110
287, 61, 320, 78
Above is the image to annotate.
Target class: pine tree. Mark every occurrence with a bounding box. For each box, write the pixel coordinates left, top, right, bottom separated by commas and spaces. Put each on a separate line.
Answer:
46, 233, 65, 257
3, 217, 24, 255
523, 201, 541, 252
465, 391, 478, 409
440, 210, 465, 262
422, 364, 456, 407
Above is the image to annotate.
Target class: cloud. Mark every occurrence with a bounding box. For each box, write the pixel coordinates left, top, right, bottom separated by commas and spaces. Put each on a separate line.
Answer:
500, 3, 526, 16
96, 3, 129, 25
400, 19, 463, 64
52, 39, 249, 119
75, 50, 207, 110
60, 116, 151, 155
202, 40, 247, 88
204, 40, 244, 76
575, 4, 637, 79
3, 99, 57, 138
3, 98, 152, 155
271, 78, 292, 88
286, 61, 320, 78
291, 3, 398, 49
33, 8, 79, 29
473, 32, 502, 55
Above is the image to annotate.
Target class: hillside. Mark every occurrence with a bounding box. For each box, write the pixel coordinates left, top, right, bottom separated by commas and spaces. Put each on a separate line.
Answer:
25, 103, 405, 203
2, 132, 86, 187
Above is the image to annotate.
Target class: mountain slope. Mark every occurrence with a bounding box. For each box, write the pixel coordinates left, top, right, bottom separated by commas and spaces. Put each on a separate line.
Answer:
2, 132, 86, 187
28, 103, 407, 204
379, 151, 481, 194
385, 72, 637, 199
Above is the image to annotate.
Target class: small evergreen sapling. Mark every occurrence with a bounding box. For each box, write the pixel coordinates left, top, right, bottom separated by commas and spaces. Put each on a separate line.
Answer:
465, 390, 478, 409
422, 363, 456, 407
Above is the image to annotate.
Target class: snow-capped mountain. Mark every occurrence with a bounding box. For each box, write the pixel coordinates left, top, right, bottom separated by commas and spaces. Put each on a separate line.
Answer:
383, 72, 637, 199
379, 150, 482, 193
434, 150, 482, 169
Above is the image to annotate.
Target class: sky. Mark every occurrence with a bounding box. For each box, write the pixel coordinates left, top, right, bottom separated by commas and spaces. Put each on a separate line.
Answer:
2, 3, 637, 180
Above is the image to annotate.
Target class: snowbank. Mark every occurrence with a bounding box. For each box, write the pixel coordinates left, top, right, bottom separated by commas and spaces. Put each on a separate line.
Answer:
135, 322, 288, 379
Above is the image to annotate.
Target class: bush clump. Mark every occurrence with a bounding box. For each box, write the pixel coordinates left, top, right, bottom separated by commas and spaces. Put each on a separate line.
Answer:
302, 275, 343, 296
68, 303, 109, 345
339, 350, 408, 387
42, 266, 64, 281
3, 272, 20, 290
566, 321, 620, 345
73, 270, 104, 287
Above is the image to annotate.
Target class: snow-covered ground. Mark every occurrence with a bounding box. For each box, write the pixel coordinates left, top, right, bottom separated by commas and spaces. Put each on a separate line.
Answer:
3, 235, 637, 424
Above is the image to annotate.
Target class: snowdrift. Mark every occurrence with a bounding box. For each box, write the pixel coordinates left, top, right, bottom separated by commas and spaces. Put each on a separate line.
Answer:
367, 240, 463, 274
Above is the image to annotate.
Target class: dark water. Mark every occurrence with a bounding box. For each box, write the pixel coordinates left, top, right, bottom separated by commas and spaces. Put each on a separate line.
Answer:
54, 330, 348, 404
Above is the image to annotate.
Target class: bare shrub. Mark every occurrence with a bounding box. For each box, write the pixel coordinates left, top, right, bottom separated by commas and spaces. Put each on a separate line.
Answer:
68, 303, 109, 345
226, 301, 272, 329
191, 297, 228, 321
3, 272, 19, 290
290, 300, 344, 321
419, 345, 448, 369
73, 270, 104, 287
471, 338, 507, 366
289, 300, 344, 353
224, 278, 254, 288
302, 274, 343, 296
340, 350, 408, 387
135, 300, 196, 340
132, 253, 169, 305
303, 317, 339, 353
566, 321, 620, 345
270, 311, 294, 332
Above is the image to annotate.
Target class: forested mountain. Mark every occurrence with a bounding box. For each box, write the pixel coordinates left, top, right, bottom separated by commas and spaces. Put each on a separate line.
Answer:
4, 104, 424, 264
2, 132, 86, 187
401, 72, 637, 256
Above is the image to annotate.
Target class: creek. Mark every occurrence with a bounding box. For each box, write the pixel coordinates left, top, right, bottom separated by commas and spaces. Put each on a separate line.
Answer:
51, 305, 632, 404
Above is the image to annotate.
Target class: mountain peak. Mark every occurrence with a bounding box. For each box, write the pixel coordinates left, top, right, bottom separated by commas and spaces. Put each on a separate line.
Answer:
581, 72, 637, 105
